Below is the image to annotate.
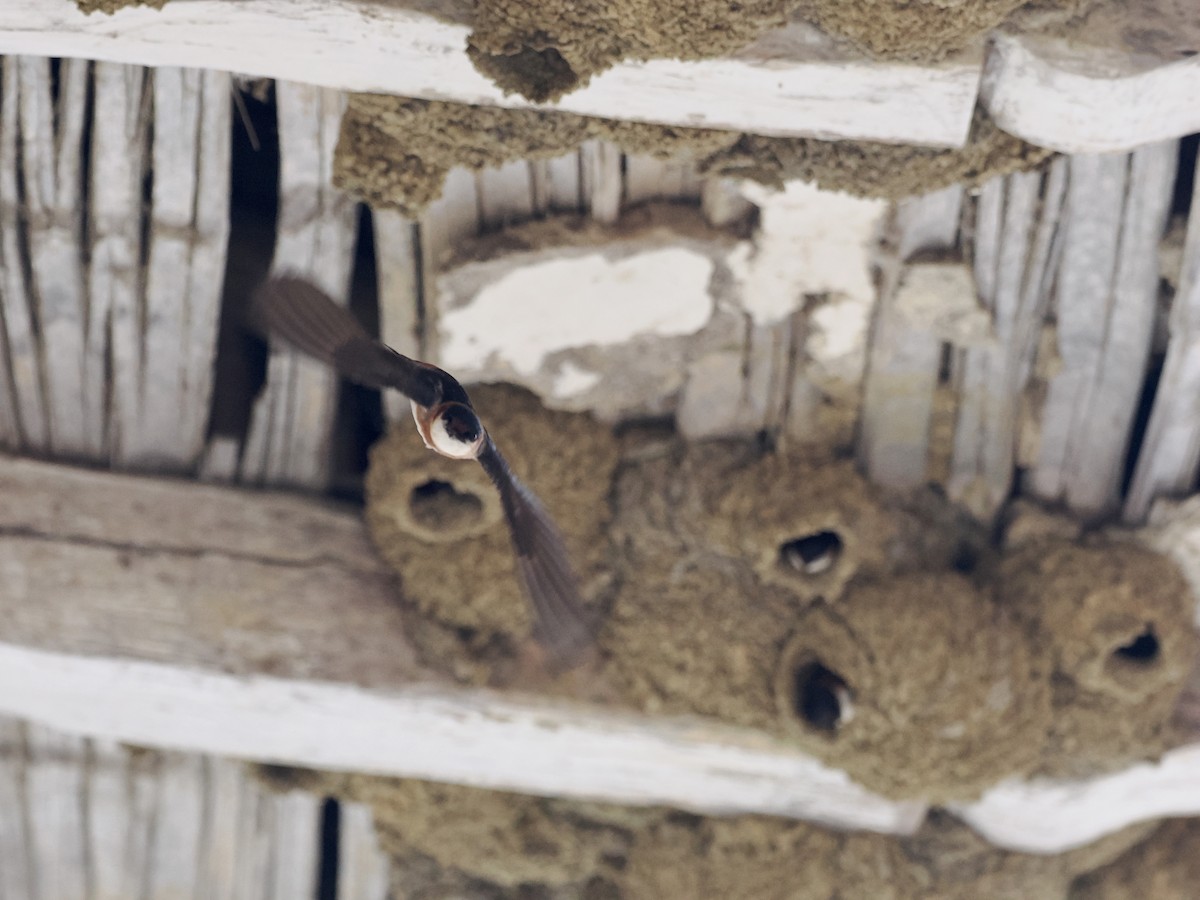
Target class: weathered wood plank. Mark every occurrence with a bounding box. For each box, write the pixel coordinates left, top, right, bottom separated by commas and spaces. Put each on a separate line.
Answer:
581, 140, 623, 226
1031, 144, 1176, 516
1125, 148, 1200, 522
0, 720, 33, 900
266, 791, 321, 900
242, 81, 357, 489
18, 55, 90, 457
89, 61, 150, 467
0, 57, 40, 450
0, 4, 982, 148
859, 186, 962, 487
476, 160, 535, 230
982, 0, 1200, 153
373, 208, 422, 422
948, 165, 1065, 521
126, 66, 231, 471
146, 752, 206, 899
23, 725, 88, 900
338, 803, 390, 900
418, 166, 479, 367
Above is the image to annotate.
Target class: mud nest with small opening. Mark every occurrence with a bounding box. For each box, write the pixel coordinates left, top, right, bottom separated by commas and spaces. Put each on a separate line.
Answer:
364, 383, 619, 666
775, 571, 1051, 801
998, 537, 1198, 778
334, 98, 1052, 218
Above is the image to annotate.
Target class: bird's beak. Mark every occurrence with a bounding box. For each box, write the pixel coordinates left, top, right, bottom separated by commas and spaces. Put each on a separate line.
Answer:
410, 400, 437, 451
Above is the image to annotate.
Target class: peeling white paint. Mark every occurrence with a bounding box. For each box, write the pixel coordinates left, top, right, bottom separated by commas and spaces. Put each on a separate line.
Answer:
439, 248, 715, 376
551, 361, 603, 398
728, 181, 888, 325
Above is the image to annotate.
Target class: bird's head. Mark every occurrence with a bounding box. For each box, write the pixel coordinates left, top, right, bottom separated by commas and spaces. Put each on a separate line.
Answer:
426, 401, 486, 460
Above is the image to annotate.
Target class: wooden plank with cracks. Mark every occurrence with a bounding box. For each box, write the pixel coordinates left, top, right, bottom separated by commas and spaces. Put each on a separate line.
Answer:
90, 61, 150, 468
1031, 143, 1177, 517
948, 162, 1067, 521
338, 803, 390, 900
127, 66, 231, 471
1125, 148, 1200, 522
17, 55, 91, 458
0, 57, 41, 450
241, 81, 358, 489
859, 186, 962, 488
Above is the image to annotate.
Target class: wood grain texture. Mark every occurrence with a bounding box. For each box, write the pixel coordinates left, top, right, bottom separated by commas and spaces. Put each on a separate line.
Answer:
1031, 144, 1176, 517
242, 81, 358, 488
1125, 148, 1200, 521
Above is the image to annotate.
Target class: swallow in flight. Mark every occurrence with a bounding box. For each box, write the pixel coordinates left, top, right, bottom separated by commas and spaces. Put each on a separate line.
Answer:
255, 275, 595, 666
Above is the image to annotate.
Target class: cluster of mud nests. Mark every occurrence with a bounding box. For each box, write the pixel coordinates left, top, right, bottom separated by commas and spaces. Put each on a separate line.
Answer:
334, 98, 1051, 217
365, 385, 1198, 802
257, 762, 1167, 899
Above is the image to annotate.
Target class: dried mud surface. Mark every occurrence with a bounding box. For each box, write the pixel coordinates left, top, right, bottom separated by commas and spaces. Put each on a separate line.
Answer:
365, 388, 1197, 800
75, 0, 165, 11
257, 765, 1154, 900
334, 97, 1052, 218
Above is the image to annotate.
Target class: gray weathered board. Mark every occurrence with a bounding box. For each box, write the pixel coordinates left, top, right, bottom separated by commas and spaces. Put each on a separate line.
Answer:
1, 51, 1199, 893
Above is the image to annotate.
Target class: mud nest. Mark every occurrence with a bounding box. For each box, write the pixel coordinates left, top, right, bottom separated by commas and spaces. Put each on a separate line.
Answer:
272, 767, 1154, 900
334, 97, 1052, 218
998, 537, 1198, 778
364, 384, 619, 663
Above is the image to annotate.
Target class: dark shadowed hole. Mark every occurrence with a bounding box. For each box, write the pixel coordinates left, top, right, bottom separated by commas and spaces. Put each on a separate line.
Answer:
779, 531, 843, 576
792, 662, 851, 734
409, 479, 484, 532
1115, 627, 1161, 664
317, 797, 339, 900
951, 543, 979, 574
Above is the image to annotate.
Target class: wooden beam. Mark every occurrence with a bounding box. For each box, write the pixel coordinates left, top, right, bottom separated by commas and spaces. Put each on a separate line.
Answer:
0, 1, 980, 148
982, 0, 1200, 154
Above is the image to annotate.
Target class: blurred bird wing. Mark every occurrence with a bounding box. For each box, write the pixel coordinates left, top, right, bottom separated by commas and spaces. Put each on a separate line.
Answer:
476, 437, 595, 665
254, 275, 440, 408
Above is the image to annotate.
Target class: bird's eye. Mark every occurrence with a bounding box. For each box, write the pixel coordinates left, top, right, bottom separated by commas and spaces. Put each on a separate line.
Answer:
428, 403, 485, 459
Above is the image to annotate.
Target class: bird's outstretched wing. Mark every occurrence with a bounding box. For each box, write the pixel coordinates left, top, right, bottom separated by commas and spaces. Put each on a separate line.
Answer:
254, 275, 441, 408
477, 437, 596, 665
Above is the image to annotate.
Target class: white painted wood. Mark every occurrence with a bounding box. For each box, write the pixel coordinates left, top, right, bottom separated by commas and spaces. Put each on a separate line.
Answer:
419, 167, 479, 366
0, 3, 981, 148
1032, 145, 1176, 516
0, 720, 33, 900
0, 57, 42, 451
127, 67, 231, 471
86, 739, 142, 900
532, 153, 582, 215
859, 186, 962, 488
90, 61, 150, 467
982, 0, 1200, 154
146, 752, 206, 899
581, 141, 623, 225
476, 161, 535, 230
242, 81, 357, 488
337, 803, 389, 900
232, 785, 273, 900
23, 724, 88, 900
373, 209, 422, 422
267, 791, 321, 900
19, 55, 90, 457
624, 155, 701, 207
197, 760, 247, 900
948, 166, 1065, 520
956, 742, 1200, 854
0, 642, 925, 837
1125, 149, 1200, 522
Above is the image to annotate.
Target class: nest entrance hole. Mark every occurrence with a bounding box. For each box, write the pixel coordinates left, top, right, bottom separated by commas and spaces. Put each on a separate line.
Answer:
409, 479, 485, 533
792, 661, 853, 734
1114, 627, 1161, 665
779, 530, 843, 576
